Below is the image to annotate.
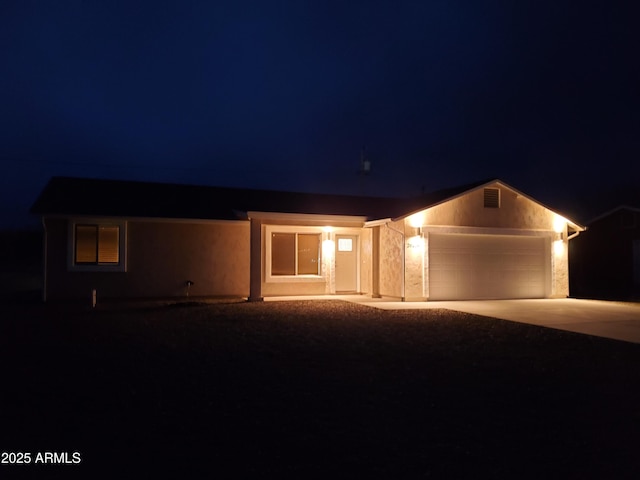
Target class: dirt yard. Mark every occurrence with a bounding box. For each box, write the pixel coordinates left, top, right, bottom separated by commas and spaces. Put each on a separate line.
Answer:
1, 299, 639, 478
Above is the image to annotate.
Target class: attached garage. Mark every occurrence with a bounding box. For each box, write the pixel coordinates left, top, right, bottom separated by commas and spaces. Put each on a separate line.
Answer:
428, 233, 549, 300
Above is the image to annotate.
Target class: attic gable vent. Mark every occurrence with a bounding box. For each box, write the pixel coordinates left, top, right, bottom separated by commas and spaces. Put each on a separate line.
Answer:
484, 188, 500, 208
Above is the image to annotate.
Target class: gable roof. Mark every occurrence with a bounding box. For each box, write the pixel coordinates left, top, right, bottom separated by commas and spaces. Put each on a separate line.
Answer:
30, 176, 582, 229
587, 205, 640, 225
395, 178, 585, 230
392, 178, 496, 221
29, 176, 412, 221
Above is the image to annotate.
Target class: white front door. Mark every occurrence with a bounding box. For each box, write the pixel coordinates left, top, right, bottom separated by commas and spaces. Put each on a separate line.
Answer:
335, 234, 358, 292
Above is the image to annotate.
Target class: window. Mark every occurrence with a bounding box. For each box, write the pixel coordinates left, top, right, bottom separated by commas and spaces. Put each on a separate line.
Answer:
75, 224, 120, 264
69, 220, 126, 272
484, 188, 500, 208
338, 238, 353, 252
271, 232, 320, 276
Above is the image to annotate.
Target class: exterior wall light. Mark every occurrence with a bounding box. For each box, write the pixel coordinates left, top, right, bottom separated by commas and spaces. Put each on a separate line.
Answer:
322, 237, 335, 254
553, 215, 567, 234
408, 212, 425, 229
407, 236, 424, 250
553, 239, 564, 256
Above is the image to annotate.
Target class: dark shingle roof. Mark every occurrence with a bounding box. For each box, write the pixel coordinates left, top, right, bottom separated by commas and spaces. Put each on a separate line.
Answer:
30, 176, 495, 222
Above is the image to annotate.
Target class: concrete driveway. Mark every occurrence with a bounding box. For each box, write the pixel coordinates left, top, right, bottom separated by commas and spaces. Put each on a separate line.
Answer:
267, 296, 640, 344
353, 297, 640, 344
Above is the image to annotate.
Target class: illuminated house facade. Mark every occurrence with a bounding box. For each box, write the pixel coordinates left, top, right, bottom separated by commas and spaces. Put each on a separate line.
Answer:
31, 177, 584, 302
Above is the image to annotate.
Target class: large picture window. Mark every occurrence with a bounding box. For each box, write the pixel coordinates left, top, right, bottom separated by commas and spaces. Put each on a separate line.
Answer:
75, 224, 120, 265
271, 232, 320, 276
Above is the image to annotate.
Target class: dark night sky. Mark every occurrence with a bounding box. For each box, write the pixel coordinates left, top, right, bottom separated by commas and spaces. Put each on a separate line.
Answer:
2, 0, 639, 228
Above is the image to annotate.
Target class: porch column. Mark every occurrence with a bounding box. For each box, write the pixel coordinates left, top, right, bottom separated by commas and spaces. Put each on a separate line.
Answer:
372, 226, 381, 298
248, 217, 263, 302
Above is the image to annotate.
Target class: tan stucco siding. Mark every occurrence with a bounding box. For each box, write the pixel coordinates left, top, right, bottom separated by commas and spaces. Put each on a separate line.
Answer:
44, 218, 250, 300
552, 224, 569, 297
379, 220, 403, 298
359, 228, 372, 295
126, 221, 249, 297
416, 182, 557, 230
262, 281, 328, 296
404, 224, 425, 300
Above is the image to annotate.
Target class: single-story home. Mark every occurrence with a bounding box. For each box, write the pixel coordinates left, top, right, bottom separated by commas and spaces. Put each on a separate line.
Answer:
30, 176, 584, 302
570, 205, 640, 300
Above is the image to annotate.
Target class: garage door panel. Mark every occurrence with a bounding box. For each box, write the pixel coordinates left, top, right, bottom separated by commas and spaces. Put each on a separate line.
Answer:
429, 233, 547, 300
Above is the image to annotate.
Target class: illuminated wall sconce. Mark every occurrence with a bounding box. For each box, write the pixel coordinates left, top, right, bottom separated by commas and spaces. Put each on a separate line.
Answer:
411, 226, 422, 236
553, 239, 564, 256
554, 231, 565, 241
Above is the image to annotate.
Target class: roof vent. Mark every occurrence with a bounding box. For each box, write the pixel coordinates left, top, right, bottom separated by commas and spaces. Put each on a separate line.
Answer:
484, 188, 500, 208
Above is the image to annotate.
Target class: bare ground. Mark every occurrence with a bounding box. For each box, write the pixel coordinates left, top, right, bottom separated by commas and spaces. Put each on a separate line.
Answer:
1, 299, 640, 479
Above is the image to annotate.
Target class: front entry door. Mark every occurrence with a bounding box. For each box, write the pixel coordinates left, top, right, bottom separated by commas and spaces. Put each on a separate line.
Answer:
335, 234, 358, 292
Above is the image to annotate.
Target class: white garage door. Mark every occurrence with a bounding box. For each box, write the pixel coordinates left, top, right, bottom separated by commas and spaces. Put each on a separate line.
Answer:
429, 233, 547, 300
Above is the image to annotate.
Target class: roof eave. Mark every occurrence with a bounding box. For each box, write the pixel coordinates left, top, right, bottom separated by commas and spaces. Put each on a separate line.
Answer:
246, 211, 368, 225
392, 179, 586, 231
392, 179, 502, 222
586, 204, 640, 226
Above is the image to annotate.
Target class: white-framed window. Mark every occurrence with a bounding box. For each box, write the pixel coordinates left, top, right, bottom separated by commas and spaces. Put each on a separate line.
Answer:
337, 237, 353, 252
68, 220, 127, 272
265, 226, 324, 282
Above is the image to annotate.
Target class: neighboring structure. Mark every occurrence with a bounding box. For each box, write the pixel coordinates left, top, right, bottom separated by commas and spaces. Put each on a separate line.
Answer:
30, 176, 584, 302
570, 205, 640, 300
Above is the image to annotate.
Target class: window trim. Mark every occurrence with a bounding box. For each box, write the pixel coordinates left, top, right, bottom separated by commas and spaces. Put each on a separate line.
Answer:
67, 219, 127, 272
265, 225, 324, 283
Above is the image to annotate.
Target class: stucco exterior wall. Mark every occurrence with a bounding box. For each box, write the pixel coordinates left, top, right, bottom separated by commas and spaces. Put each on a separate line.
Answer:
404, 223, 425, 300
414, 181, 557, 230
552, 228, 569, 298
261, 281, 329, 296
379, 220, 403, 298
360, 228, 372, 295
44, 218, 250, 300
